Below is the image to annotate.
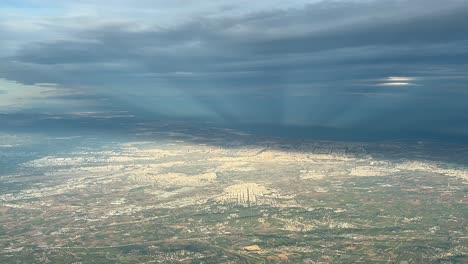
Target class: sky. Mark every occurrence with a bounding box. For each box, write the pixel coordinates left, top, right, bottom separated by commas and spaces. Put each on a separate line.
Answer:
1, 0, 468, 141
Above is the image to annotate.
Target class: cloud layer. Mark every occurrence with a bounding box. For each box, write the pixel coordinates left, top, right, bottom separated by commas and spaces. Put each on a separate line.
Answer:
1, 0, 467, 138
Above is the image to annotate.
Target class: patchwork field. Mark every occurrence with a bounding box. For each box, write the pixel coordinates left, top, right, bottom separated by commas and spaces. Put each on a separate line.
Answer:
0, 131, 467, 263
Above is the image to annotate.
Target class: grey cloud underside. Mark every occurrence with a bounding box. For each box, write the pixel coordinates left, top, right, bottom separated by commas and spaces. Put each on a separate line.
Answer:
1, 0, 468, 139
6, 1, 468, 82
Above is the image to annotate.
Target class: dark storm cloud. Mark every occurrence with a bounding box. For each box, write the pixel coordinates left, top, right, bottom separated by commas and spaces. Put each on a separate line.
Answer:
4, 0, 468, 88
1, 0, 468, 139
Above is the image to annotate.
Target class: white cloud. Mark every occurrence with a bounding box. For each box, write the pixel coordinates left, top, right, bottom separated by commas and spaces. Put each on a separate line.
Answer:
376, 82, 415, 87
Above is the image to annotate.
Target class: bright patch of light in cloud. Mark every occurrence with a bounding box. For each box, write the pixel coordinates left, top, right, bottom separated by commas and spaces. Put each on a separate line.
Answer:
0, 79, 53, 109
374, 77, 417, 87
376, 82, 415, 87
0, 78, 85, 111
